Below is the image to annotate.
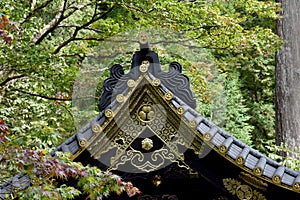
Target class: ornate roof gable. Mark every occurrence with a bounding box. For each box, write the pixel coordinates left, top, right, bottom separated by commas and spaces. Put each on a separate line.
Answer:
52, 37, 300, 200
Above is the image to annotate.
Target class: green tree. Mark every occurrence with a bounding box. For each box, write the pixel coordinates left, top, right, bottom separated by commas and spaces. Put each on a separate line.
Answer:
0, 0, 288, 198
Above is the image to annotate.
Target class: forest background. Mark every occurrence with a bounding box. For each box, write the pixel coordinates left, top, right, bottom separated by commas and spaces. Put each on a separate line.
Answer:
0, 0, 299, 199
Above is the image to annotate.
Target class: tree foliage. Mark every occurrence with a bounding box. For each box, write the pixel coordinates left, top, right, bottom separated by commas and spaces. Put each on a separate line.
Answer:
1, 0, 297, 198
0, 119, 140, 199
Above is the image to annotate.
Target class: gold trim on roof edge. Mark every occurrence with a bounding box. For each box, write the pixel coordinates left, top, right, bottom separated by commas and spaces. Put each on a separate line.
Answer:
70, 71, 300, 194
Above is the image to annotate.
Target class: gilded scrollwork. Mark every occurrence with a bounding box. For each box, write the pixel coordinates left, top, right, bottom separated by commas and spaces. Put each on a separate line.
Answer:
111, 148, 178, 172
223, 177, 267, 200
239, 172, 268, 191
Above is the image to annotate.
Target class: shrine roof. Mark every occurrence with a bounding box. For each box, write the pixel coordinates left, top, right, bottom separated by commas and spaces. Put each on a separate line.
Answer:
51, 39, 300, 199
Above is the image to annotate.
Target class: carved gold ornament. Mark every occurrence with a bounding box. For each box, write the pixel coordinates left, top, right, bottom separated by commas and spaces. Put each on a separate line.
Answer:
141, 138, 153, 151
152, 175, 162, 186
236, 185, 252, 200
138, 104, 155, 122
239, 172, 268, 191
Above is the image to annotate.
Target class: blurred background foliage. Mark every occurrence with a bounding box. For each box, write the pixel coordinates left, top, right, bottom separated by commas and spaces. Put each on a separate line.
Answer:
1, 0, 298, 199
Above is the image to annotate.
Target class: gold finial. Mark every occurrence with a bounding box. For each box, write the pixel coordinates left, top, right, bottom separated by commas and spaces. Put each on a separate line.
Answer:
139, 32, 148, 45
139, 60, 150, 73
138, 32, 150, 50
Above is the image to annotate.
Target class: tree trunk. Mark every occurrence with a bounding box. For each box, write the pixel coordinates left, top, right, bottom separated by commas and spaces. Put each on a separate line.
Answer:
275, 0, 300, 157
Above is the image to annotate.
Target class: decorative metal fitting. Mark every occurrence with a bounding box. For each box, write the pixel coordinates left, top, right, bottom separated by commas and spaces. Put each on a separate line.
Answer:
176, 107, 184, 115
253, 167, 262, 176
79, 139, 87, 147
293, 182, 300, 191
164, 92, 173, 101
141, 138, 153, 151
152, 175, 162, 187
139, 60, 150, 73
272, 175, 281, 184
219, 145, 227, 154
105, 109, 114, 118
203, 133, 211, 141
116, 94, 124, 103
92, 124, 102, 134
138, 104, 155, 122
151, 78, 160, 87
127, 79, 135, 88
236, 185, 253, 200
236, 156, 245, 165
189, 120, 197, 128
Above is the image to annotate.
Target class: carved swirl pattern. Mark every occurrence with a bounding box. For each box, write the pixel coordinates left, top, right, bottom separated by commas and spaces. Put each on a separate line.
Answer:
98, 64, 124, 111
112, 148, 177, 172
155, 62, 196, 109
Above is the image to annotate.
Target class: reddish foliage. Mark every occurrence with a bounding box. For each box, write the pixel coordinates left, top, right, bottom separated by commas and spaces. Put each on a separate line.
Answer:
0, 16, 19, 45
0, 119, 9, 145
0, 119, 9, 133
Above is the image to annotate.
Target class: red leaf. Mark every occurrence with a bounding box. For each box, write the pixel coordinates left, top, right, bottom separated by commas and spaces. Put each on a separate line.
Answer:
0, 119, 9, 133
1, 16, 9, 23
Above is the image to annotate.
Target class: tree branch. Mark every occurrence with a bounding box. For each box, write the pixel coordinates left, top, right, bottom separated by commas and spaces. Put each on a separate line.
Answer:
0, 75, 26, 87
33, 0, 94, 45
53, 3, 118, 54
22, 0, 55, 24
32, 0, 68, 44
12, 88, 72, 101
12, 88, 98, 101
